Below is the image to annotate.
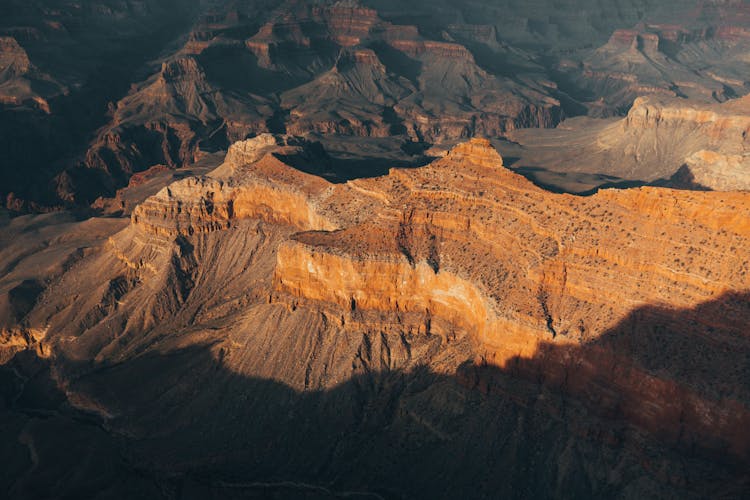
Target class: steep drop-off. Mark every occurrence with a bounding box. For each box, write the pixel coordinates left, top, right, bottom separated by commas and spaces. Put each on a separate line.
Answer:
0, 0, 203, 208
81, 0, 562, 202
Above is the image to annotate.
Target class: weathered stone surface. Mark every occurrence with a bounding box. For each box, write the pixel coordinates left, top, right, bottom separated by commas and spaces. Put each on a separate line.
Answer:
75, 137, 750, 476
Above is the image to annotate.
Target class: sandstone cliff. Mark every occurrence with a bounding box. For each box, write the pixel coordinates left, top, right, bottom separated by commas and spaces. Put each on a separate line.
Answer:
557, 2, 750, 115
9, 0, 750, 209
3, 135, 748, 497
4, 0, 750, 496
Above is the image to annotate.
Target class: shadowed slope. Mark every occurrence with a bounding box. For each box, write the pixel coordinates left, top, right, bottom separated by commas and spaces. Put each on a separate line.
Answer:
1, 291, 748, 499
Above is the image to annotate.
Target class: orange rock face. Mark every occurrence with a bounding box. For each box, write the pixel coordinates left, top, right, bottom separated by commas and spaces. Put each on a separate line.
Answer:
126, 136, 750, 465
276, 140, 750, 462
5, 134, 749, 496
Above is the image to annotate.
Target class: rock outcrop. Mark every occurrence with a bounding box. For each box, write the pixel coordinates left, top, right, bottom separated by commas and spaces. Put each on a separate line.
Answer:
0, 0, 201, 208
7, 0, 750, 209
0, 37, 30, 81
560, 9, 750, 114
5, 2, 750, 492
673, 150, 750, 190
2, 136, 750, 497
83, 53, 273, 192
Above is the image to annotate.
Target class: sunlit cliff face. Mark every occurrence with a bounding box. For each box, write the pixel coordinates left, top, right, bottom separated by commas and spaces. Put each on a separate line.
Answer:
106, 136, 750, 463
9, 0, 750, 209
123, 136, 750, 367
2, 130, 749, 497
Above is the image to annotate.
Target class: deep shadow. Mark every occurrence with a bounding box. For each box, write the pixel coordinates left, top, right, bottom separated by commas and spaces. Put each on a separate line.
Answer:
383, 106, 407, 135
369, 41, 423, 88
511, 165, 651, 195
548, 64, 634, 119
1, 291, 749, 498
650, 164, 714, 192
502, 156, 521, 168
275, 147, 434, 183
475, 292, 750, 466
6, 280, 45, 322
197, 44, 306, 96
0, 1, 199, 210
0, 350, 165, 498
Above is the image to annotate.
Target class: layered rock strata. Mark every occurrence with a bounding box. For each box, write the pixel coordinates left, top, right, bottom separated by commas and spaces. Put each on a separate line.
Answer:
118, 136, 750, 467
3, 141, 750, 496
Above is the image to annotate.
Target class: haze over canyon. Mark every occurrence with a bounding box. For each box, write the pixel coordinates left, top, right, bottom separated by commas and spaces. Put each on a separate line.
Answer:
1, 1, 749, 499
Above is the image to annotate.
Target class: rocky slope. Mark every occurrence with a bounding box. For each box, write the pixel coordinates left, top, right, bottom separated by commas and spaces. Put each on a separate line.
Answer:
2, 135, 748, 498
555, 1, 750, 115
0, 0, 202, 208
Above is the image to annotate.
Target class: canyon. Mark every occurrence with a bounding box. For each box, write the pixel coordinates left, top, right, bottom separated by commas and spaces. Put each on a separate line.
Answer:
2, 1, 750, 498
3, 0, 750, 209
500, 94, 750, 193
1, 135, 748, 497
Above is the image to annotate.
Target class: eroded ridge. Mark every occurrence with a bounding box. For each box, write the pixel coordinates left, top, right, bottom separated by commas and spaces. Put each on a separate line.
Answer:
34, 136, 750, 473
266, 138, 750, 461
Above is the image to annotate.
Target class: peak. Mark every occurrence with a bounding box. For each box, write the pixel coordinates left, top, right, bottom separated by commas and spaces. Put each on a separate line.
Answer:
606, 29, 660, 51
335, 47, 382, 69
629, 95, 654, 109
0, 36, 31, 75
450, 137, 494, 151
469, 137, 492, 147
0, 36, 24, 51
222, 134, 328, 174
445, 138, 504, 167
160, 56, 205, 82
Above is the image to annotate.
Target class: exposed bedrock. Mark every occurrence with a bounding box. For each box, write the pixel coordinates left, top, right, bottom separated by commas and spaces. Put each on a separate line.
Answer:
85, 137, 750, 473
2, 122, 750, 498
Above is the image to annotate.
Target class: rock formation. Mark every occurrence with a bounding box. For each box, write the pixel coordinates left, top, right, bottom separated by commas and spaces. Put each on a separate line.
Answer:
2, 135, 748, 497
4, 2, 750, 497
0, 0, 201, 208
80, 0, 563, 202
673, 150, 750, 190
558, 3, 750, 115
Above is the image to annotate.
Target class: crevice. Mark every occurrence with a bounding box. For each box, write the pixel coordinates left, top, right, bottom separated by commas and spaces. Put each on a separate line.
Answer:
537, 287, 557, 339
396, 208, 416, 266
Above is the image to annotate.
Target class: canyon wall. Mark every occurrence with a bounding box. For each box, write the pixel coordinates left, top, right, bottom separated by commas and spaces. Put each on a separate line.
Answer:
71, 136, 750, 469
2, 135, 749, 497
